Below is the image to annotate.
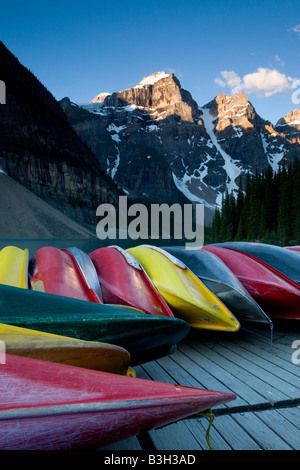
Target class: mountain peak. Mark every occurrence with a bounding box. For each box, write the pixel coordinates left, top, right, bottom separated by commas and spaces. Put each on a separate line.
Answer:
216, 91, 249, 106
90, 72, 172, 104
88, 70, 201, 123
275, 109, 300, 140
134, 71, 171, 88
62, 71, 299, 221
205, 91, 250, 113
276, 109, 300, 127
91, 92, 111, 103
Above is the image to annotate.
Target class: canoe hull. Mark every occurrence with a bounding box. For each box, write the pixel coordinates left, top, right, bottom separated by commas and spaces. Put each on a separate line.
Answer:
285, 246, 300, 254
0, 354, 236, 450
127, 245, 240, 332
0, 246, 29, 289
66, 246, 103, 301
0, 285, 190, 365
89, 246, 174, 317
164, 246, 272, 326
29, 246, 101, 303
0, 324, 131, 374
212, 242, 300, 284
203, 246, 300, 319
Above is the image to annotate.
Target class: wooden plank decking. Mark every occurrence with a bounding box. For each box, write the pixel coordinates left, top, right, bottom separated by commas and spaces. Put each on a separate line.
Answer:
104, 320, 300, 451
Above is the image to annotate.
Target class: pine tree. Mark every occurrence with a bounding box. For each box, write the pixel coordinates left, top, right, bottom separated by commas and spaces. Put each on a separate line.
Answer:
277, 163, 290, 245
290, 159, 300, 243
210, 207, 222, 242
220, 189, 234, 240
263, 166, 277, 234
210, 159, 300, 244
246, 171, 261, 240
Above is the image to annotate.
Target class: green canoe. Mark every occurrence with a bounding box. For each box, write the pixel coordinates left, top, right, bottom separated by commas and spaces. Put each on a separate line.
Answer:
0, 284, 190, 365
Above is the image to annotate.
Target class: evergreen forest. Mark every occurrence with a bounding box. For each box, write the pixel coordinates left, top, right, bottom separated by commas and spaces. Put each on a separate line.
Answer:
209, 158, 300, 246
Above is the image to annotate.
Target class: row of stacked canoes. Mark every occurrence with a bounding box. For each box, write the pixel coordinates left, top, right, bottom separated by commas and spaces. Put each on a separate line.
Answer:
0, 241, 299, 449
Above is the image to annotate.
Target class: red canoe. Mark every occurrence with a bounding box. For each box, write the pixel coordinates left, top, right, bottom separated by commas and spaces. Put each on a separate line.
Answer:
29, 246, 102, 303
285, 246, 300, 253
89, 246, 174, 317
0, 354, 236, 450
202, 246, 300, 319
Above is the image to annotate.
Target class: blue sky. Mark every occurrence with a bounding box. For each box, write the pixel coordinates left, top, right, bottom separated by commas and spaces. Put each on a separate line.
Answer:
1, 0, 299, 124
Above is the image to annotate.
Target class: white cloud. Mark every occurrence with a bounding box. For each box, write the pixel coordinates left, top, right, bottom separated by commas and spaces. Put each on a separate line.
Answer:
215, 68, 296, 97
275, 55, 285, 67
214, 71, 241, 90
164, 67, 183, 78
289, 24, 300, 37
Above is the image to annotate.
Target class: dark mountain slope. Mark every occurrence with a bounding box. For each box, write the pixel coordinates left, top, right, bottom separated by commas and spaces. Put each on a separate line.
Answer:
0, 41, 119, 227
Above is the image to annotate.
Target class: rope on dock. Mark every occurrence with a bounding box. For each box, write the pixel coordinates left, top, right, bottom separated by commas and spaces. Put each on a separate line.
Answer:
196, 408, 215, 450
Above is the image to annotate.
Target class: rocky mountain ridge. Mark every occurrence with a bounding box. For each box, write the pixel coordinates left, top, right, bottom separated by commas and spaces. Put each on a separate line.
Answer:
275, 109, 300, 140
61, 72, 300, 222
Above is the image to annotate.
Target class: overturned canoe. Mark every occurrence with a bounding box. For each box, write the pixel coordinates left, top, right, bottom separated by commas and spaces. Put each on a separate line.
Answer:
0, 246, 29, 289
66, 246, 103, 302
0, 354, 236, 450
29, 246, 102, 303
202, 246, 300, 319
0, 323, 131, 375
211, 242, 300, 284
0, 284, 190, 365
127, 245, 240, 332
164, 246, 272, 326
89, 246, 174, 317
285, 246, 300, 254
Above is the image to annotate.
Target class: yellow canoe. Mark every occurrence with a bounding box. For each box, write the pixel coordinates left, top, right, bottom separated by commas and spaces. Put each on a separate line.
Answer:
0, 246, 29, 289
0, 323, 131, 375
127, 246, 240, 332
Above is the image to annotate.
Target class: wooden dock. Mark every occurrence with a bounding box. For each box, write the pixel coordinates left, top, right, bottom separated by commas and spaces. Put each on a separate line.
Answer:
104, 320, 300, 451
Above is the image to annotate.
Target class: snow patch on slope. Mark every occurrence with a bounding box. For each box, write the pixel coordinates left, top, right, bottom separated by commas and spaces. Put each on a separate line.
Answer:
200, 107, 241, 194
260, 132, 285, 173
172, 151, 222, 210
277, 120, 300, 127
135, 72, 170, 88
172, 173, 210, 205
91, 92, 112, 103
109, 147, 120, 179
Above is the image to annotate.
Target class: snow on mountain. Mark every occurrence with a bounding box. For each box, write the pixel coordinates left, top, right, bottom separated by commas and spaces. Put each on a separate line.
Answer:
61, 72, 300, 222
275, 109, 300, 140
134, 71, 170, 88
91, 92, 112, 103
200, 106, 241, 194
260, 131, 285, 172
